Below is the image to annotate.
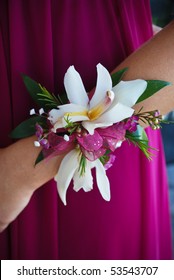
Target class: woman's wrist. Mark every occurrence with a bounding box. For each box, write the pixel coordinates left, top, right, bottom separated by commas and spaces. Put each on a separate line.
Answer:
1, 136, 65, 192
0, 136, 65, 231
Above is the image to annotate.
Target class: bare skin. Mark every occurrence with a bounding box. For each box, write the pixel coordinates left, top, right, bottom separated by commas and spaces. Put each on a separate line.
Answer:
0, 21, 174, 232
117, 21, 174, 115
0, 136, 64, 232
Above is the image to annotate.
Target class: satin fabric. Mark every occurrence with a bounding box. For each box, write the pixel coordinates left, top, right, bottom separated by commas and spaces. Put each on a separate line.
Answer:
0, 0, 172, 259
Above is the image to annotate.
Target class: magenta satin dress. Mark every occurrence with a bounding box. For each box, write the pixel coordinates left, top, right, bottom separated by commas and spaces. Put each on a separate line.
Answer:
0, 0, 172, 259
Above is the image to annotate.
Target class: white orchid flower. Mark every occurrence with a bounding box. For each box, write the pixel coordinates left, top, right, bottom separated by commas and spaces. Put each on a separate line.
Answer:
55, 149, 110, 205
49, 64, 147, 134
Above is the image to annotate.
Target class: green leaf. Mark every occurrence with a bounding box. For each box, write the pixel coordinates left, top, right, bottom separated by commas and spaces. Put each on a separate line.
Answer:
99, 150, 110, 165
10, 116, 46, 139
22, 75, 62, 110
78, 153, 87, 176
111, 68, 128, 87
59, 91, 69, 104
132, 125, 148, 141
136, 80, 171, 103
35, 150, 44, 165
126, 125, 154, 159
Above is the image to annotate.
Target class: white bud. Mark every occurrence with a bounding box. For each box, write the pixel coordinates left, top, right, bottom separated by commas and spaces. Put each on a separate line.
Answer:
64, 134, 70, 142
34, 141, 41, 147
30, 108, 36, 115
39, 108, 44, 115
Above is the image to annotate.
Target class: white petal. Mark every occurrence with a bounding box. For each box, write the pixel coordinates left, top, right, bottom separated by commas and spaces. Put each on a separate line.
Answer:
52, 119, 64, 132
82, 121, 112, 135
55, 150, 79, 205
94, 159, 111, 201
58, 103, 87, 113
116, 140, 122, 148
57, 103, 89, 126
48, 109, 63, 124
96, 102, 134, 123
62, 115, 89, 127
90, 64, 112, 108
64, 66, 89, 107
73, 162, 93, 192
112, 79, 147, 107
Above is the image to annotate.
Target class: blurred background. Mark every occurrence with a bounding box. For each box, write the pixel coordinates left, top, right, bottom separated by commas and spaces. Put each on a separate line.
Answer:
150, 0, 174, 254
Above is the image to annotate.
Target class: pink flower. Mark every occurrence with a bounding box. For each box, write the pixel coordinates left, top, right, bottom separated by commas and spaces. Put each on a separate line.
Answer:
124, 115, 139, 132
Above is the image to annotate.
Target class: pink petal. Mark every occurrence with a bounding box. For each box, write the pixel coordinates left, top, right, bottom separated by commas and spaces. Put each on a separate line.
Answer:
43, 133, 75, 159
81, 147, 106, 161
77, 130, 103, 152
102, 137, 122, 152
97, 122, 126, 140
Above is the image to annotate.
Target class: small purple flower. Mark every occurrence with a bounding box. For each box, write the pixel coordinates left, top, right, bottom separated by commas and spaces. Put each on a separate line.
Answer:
35, 123, 43, 139
104, 154, 116, 170
153, 110, 160, 117
40, 138, 50, 149
124, 115, 139, 132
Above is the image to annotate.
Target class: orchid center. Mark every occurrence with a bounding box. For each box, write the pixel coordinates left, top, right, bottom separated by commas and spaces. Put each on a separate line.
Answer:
88, 91, 114, 121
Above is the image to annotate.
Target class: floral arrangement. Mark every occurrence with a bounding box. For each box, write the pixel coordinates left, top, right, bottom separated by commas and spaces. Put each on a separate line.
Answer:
11, 64, 170, 205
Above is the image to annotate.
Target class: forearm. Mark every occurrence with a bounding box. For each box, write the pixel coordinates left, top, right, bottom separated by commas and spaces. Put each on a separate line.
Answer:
114, 20, 174, 116
0, 136, 63, 231
0, 136, 63, 192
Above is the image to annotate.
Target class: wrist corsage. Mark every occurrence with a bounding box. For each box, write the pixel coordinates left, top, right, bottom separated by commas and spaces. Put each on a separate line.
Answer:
11, 64, 170, 205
